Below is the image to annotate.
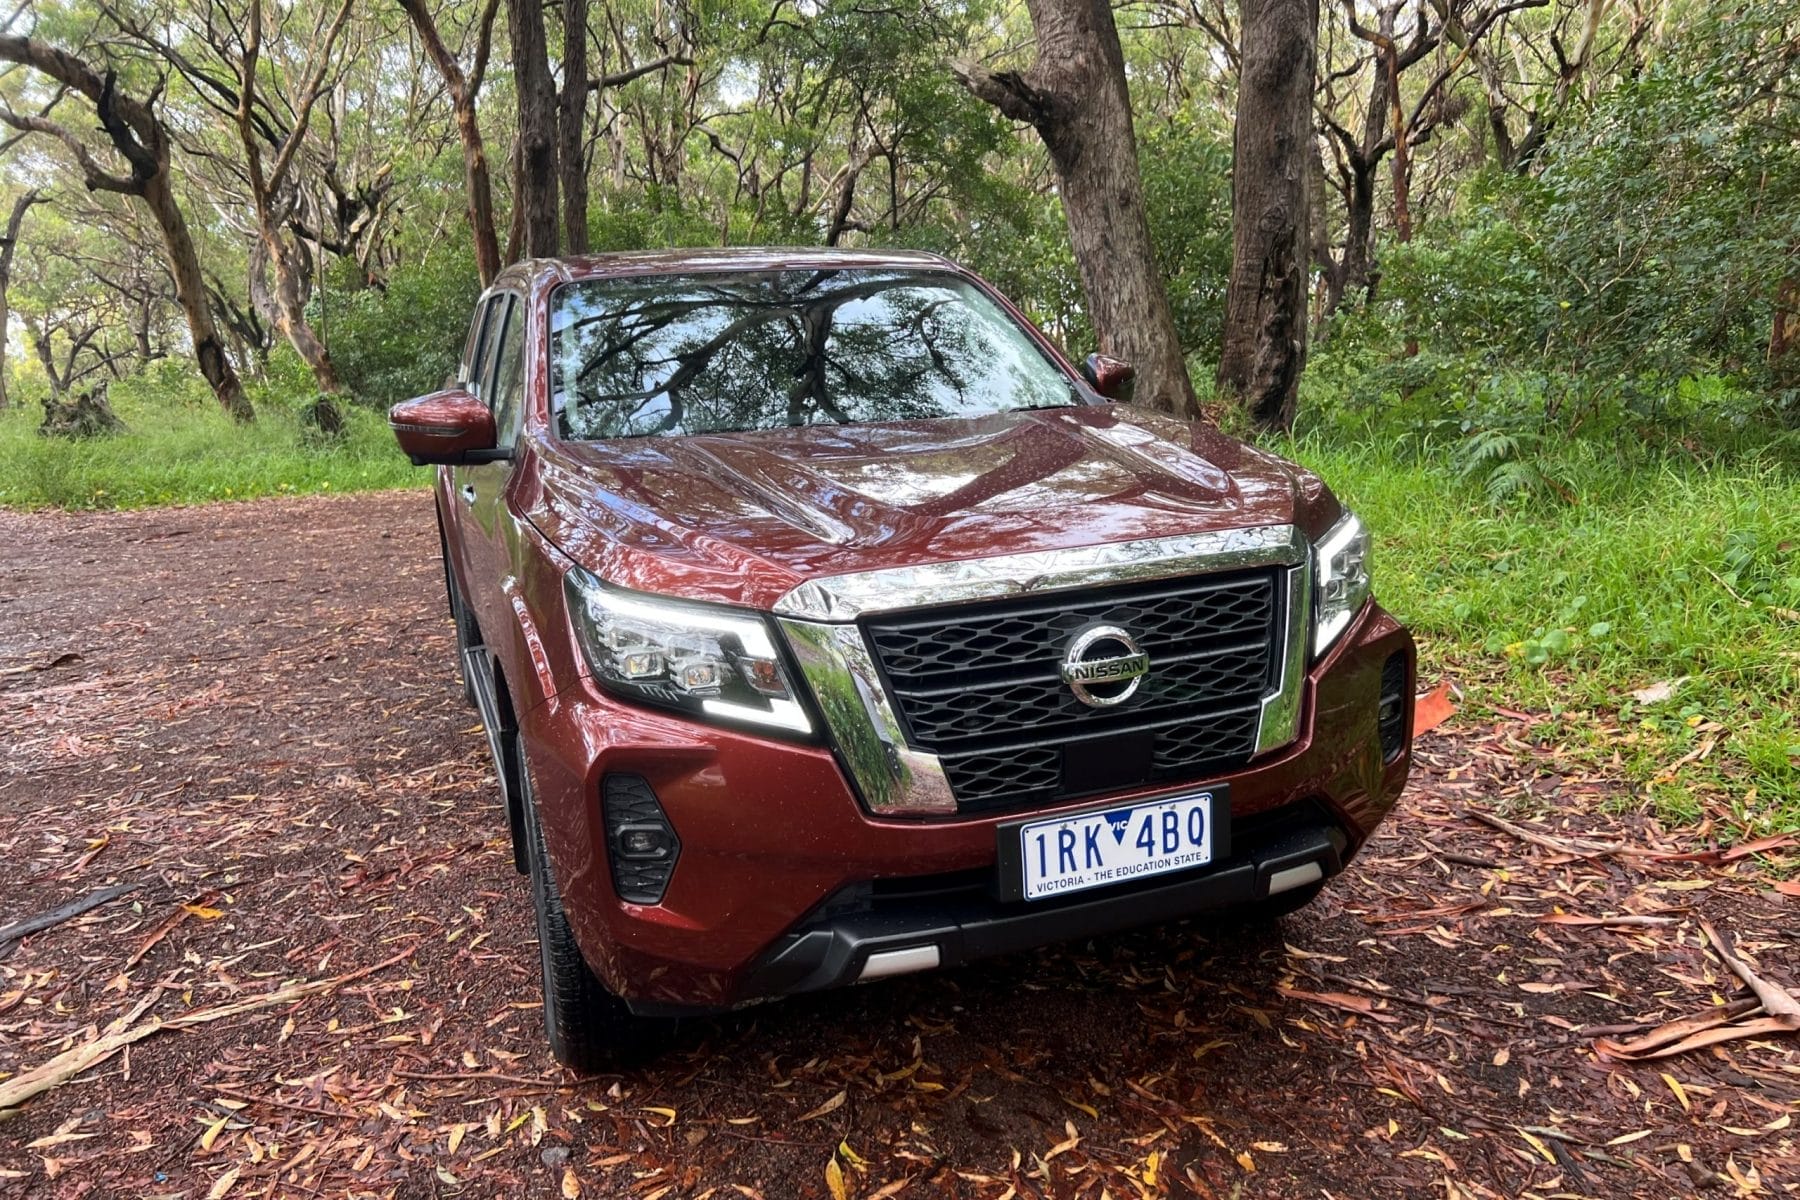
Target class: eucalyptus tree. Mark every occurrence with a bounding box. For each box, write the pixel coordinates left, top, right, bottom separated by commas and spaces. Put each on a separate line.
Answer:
400, 0, 504, 282
0, 25, 254, 419
1308, 0, 1548, 317
1216, 0, 1315, 430
8, 204, 144, 434
100, 0, 359, 397
0, 186, 46, 408
954, 0, 1201, 419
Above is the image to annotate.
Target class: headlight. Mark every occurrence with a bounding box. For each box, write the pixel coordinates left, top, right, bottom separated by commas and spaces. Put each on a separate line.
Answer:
563, 568, 812, 734
1312, 510, 1371, 656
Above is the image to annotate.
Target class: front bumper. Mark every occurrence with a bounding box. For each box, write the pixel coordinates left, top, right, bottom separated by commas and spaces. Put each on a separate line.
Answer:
734, 805, 1346, 1007
517, 601, 1413, 1012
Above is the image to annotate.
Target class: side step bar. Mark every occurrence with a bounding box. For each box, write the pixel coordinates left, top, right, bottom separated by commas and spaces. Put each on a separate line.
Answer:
463, 644, 529, 874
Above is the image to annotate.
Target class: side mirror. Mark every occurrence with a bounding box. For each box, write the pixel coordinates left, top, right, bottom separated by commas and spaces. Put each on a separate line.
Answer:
1081, 353, 1136, 401
389, 389, 501, 465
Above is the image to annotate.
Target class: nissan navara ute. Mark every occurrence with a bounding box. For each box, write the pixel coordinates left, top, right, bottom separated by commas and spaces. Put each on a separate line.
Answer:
389, 249, 1415, 1069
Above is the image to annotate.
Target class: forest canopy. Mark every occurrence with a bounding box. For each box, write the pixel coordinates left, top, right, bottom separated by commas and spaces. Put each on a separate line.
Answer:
0, 0, 1794, 457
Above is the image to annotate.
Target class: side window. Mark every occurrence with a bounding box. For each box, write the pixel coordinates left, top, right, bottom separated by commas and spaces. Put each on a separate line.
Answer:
466, 295, 506, 398
460, 296, 495, 391
489, 296, 526, 445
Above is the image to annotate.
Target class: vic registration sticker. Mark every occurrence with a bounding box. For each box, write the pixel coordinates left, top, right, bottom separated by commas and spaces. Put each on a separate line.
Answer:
1018, 791, 1216, 901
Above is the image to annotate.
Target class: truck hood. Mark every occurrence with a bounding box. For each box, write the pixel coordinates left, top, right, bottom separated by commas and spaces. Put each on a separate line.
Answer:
526, 404, 1333, 611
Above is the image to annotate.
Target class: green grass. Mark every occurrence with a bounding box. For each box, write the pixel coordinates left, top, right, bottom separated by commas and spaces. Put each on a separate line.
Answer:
0, 373, 424, 510
1287, 435, 1800, 833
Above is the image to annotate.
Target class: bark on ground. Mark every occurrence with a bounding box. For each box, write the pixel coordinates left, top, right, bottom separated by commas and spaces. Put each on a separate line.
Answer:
1, 492, 1795, 1198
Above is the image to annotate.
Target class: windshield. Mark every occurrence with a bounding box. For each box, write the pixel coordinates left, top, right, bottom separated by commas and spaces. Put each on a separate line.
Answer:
550, 268, 1082, 440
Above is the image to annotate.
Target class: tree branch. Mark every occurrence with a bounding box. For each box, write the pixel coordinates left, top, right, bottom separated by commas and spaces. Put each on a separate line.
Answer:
0, 105, 140, 193
589, 53, 693, 92
949, 61, 1048, 127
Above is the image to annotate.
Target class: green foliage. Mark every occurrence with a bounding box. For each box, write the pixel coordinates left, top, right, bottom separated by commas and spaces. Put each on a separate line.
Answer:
0, 366, 420, 510
1138, 116, 1234, 357
1358, 0, 1800, 440
323, 238, 483, 408
1285, 432, 1800, 826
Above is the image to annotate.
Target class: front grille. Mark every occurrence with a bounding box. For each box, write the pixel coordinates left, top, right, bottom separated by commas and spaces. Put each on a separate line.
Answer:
863, 570, 1283, 813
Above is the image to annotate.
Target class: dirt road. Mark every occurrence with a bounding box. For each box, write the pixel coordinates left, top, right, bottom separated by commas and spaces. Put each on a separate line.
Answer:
2, 492, 1795, 1198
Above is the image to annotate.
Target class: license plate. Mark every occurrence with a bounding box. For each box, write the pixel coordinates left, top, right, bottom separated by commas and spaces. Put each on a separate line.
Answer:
1011, 789, 1221, 901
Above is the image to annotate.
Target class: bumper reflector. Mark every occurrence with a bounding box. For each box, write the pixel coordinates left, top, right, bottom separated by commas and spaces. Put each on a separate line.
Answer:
1267, 861, 1324, 896
857, 945, 940, 981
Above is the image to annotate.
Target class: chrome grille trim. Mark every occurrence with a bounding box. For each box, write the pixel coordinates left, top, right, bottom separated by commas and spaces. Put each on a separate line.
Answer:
773, 525, 1305, 621
776, 524, 1311, 816
1255, 560, 1311, 755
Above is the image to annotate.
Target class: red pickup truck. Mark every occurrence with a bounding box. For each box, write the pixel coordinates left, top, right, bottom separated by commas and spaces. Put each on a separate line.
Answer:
391, 249, 1414, 1069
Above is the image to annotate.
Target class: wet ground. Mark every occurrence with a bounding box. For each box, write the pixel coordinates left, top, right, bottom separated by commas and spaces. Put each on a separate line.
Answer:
1, 492, 1795, 1198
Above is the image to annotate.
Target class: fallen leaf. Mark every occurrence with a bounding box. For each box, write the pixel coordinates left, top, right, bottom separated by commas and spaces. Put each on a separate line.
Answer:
1275, 985, 1400, 1023
825, 1157, 848, 1200
207, 1167, 240, 1199
1413, 682, 1457, 734
1045, 1121, 1080, 1160
799, 1090, 846, 1121
198, 1113, 231, 1152
562, 1167, 581, 1198
1661, 1073, 1691, 1112
1631, 679, 1680, 705
1518, 1129, 1556, 1165
24, 1131, 99, 1150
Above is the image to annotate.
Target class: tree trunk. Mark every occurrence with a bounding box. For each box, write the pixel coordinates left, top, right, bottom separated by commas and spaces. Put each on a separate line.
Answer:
252, 233, 343, 392
1772, 261, 1800, 387
1217, 0, 1317, 431
954, 0, 1199, 419
1329, 31, 1392, 315
142, 171, 254, 422
400, 0, 503, 284
0, 189, 41, 408
1328, 156, 1379, 315
824, 132, 867, 246
508, 0, 561, 258
558, 0, 590, 254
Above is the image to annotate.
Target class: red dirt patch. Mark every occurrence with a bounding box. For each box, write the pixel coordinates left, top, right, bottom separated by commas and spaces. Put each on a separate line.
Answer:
1, 492, 1796, 1198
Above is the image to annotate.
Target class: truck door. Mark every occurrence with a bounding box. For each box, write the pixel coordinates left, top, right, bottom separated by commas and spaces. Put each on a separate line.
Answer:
452, 291, 527, 647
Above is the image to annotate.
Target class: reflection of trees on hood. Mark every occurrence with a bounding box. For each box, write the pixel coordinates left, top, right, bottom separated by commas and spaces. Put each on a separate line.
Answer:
554, 270, 1070, 439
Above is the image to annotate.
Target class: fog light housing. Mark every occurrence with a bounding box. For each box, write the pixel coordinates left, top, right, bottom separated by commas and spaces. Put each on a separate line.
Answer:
602, 774, 680, 904
1378, 651, 1409, 762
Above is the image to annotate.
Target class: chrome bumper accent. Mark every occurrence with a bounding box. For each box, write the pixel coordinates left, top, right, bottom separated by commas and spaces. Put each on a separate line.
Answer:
778, 618, 958, 815
1254, 559, 1311, 755
778, 524, 1311, 815
773, 524, 1305, 621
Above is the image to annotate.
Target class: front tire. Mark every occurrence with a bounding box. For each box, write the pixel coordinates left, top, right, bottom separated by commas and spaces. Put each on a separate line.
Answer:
519, 763, 671, 1071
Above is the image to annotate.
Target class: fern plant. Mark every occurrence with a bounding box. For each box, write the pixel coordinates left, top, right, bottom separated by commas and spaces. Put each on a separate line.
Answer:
1453, 425, 1574, 505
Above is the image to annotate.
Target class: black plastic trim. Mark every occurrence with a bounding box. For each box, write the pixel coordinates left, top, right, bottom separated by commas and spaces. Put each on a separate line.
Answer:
667, 813, 1347, 1016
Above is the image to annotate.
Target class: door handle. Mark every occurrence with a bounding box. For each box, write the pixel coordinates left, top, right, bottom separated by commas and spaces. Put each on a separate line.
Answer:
459, 484, 477, 505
